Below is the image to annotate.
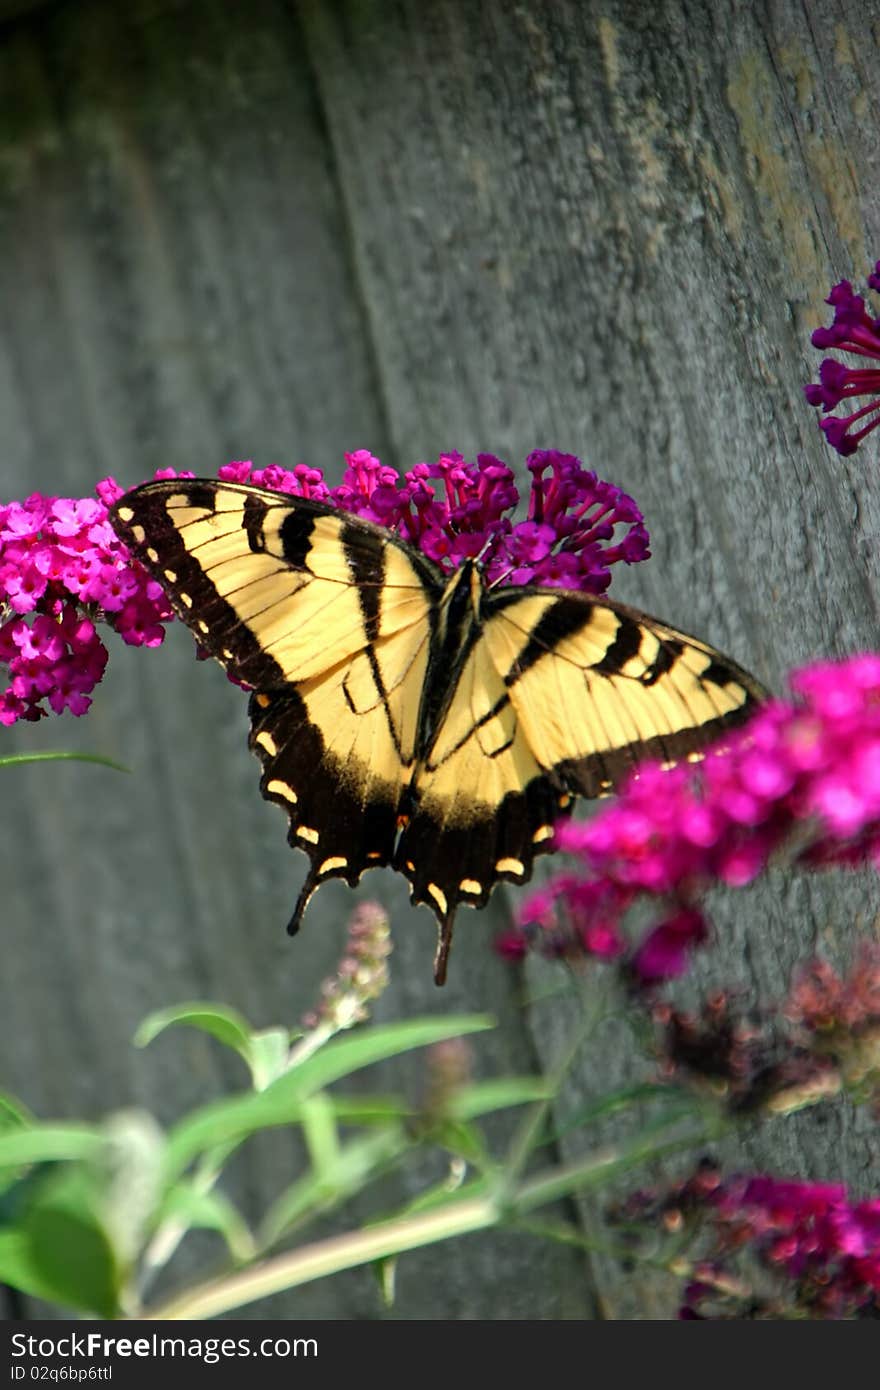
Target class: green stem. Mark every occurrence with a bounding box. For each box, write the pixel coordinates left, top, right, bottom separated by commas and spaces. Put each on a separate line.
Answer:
285, 1022, 335, 1070
146, 1194, 495, 1319
494, 975, 608, 1206
144, 1111, 726, 1321
0, 751, 129, 773
514, 1215, 752, 1298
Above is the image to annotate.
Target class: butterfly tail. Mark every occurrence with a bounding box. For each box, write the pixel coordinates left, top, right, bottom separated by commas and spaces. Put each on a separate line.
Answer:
433, 912, 455, 987
287, 865, 320, 937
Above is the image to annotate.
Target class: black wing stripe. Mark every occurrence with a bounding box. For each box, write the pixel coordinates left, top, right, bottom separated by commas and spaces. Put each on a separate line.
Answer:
341, 524, 419, 758
243, 494, 271, 552
641, 640, 679, 685
343, 523, 402, 752
591, 613, 644, 675
278, 508, 317, 568
500, 599, 591, 685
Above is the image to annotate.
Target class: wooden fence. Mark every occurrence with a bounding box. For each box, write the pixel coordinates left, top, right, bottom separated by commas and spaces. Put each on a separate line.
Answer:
2, 0, 878, 1318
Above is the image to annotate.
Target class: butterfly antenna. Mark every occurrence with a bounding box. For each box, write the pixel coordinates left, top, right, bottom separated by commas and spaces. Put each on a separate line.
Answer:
433, 913, 455, 987
287, 866, 319, 937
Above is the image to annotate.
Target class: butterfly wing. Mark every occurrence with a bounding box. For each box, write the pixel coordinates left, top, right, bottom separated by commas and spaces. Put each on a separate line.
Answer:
398, 584, 766, 982
110, 479, 443, 918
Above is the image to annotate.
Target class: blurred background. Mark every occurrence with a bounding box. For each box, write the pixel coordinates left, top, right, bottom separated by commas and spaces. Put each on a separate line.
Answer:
1, 0, 879, 1317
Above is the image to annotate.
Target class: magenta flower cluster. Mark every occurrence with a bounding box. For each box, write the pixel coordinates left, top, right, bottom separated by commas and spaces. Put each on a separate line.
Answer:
0, 449, 646, 725
805, 262, 880, 456
616, 1163, 880, 1318
221, 448, 649, 592
0, 480, 174, 725
683, 1173, 880, 1319
502, 653, 880, 986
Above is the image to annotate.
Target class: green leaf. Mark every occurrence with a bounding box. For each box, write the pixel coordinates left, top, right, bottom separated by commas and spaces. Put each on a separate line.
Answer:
95, 1111, 165, 1266
386, 1170, 493, 1222
0, 1230, 71, 1305
324, 1096, 415, 1124
164, 1017, 494, 1181
0, 1091, 33, 1132
512, 1112, 730, 1215
376, 1256, 396, 1307
248, 1028, 291, 1091
259, 1128, 409, 1248
267, 1016, 495, 1099
0, 751, 129, 773
0, 1126, 103, 1170
136, 1008, 293, 1092
551, 1082, 696, 1139
0, 1115, 165, 1314
447, 1077, 551, 1120
301, 1094, 340, 1173
0, 1167, 55, 1224
156, 1184, 254, 1263
16, 1169, 121, 1316
164, 1092, 307, 1181
134, 1002, 255, 1063
427, 1120, 491, 1167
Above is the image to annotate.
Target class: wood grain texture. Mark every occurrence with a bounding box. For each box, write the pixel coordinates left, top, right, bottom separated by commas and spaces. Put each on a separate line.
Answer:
1, 0, 879, 1318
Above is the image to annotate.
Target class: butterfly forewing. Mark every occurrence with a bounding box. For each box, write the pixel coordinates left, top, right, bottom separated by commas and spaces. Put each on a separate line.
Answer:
111, 480, 443, 913
486, 586, 766, 794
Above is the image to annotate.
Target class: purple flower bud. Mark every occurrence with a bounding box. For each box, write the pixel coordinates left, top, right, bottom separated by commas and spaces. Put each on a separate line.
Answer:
806, 265, 880, 456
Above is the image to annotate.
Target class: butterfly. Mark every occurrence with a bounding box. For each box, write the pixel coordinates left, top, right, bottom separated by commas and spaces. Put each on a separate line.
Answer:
110, 479, 767, 984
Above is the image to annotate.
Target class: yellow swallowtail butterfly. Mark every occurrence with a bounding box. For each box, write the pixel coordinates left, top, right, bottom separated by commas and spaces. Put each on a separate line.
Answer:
110, 479, 766, 983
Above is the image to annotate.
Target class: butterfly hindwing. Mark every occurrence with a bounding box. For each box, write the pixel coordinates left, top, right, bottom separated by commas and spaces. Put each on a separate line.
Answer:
395, 620, 565, 981
399, 582, 766, 979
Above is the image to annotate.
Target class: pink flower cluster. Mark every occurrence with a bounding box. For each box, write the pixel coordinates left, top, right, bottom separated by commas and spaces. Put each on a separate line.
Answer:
502, 653, 880, 986
221, 447, 650, 593
616, 1163, 880, 1318
684, 1173, 880, 1319
0, 480, 173, 725
805, 261, 880, 456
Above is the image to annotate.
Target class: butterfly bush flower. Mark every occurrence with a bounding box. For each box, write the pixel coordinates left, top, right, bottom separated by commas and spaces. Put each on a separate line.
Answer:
654, 984, 842, 1117
699, 1171, 878, 1319
616, 1164, 880, 1318
222, 447, 650, 593
785, 946, 880, 1105
0, 479, 175, 725
501, 653, 880, 986
805, 261, 880, 456
299, 901, 391, 1034
0, 450, 647, 725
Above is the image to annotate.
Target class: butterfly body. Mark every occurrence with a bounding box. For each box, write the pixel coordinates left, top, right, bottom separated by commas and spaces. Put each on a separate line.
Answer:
110, 479, 767, 983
